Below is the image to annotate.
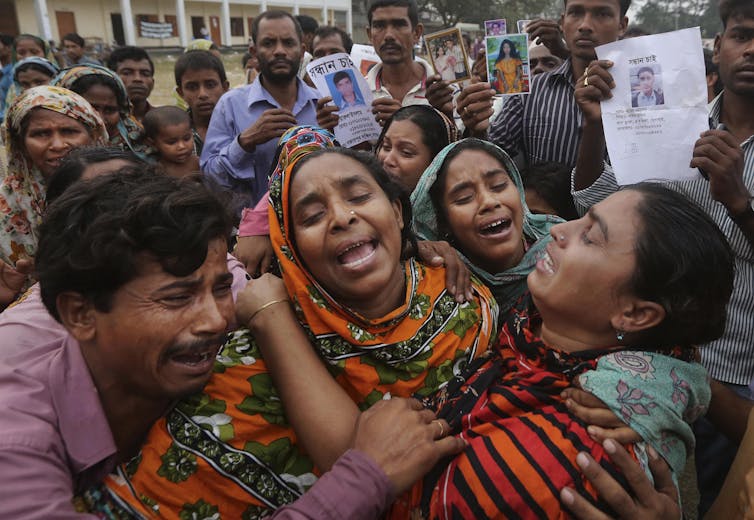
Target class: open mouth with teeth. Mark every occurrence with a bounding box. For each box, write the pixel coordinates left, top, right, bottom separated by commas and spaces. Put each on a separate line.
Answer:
337, 240, 378, 267
170, 350, 214, 365
538, 249, 555, 275
479, 218, 511, 236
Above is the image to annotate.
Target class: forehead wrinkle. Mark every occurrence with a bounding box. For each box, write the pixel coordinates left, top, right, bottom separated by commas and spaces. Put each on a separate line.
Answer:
482, 168, 508, 180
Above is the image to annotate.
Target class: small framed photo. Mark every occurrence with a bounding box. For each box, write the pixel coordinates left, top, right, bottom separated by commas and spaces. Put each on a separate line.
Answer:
517, 20, 531, 33
424, 28, 470, 84
486, 33, 531, 96
484, 19, 507, 37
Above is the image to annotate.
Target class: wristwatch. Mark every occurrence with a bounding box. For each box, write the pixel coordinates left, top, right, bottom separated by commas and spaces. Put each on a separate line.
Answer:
729, 196, 754, 224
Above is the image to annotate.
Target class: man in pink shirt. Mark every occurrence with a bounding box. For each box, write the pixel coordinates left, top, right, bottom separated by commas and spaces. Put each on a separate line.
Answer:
0, 170, 462, 518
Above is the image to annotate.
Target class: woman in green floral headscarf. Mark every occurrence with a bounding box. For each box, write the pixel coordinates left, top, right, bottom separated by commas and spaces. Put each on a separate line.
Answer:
52, 64, 150, 160
411, 138, 563, 310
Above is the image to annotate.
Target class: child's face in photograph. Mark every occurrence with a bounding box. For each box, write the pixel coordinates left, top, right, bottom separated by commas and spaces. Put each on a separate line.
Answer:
152, 122, 194, 164
177, 68, 229, 119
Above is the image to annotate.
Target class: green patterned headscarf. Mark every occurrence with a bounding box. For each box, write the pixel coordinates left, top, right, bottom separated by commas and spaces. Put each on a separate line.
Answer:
411, 138, 563, 310
52, 64, 149, 160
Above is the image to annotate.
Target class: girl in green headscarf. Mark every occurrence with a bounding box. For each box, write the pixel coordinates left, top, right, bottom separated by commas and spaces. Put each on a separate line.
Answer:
411, 138, 563, 310
1, 35, 57, 122
52, 64, 150, 160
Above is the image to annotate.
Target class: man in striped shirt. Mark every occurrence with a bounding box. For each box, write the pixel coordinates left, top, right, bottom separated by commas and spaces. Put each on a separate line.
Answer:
488, 0, 630, 168
570, 0, 754, 513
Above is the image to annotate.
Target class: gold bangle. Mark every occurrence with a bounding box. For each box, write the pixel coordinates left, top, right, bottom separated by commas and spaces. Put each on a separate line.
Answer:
247, 299, 290, 327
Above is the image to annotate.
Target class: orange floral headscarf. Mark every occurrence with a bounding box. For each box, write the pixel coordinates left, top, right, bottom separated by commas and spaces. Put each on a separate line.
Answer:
268, 126, 500, 404
96, 126, 500, 519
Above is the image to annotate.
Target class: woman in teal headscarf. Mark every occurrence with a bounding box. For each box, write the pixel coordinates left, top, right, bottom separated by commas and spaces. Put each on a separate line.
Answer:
52, 64, 150, 160
12, 57, 59, 91
411, 138, 562, 310
0, 35, 57, 122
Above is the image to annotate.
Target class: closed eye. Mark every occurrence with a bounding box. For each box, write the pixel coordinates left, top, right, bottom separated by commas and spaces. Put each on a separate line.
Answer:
213, 282, 233, 296
160, 293, 192, 306
349, 192, 372, 204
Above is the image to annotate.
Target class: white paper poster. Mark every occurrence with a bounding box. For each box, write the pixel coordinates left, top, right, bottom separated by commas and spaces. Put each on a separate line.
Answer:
596, 27, 708, 185
349, 44, 381, 77
307, 53, 382, 148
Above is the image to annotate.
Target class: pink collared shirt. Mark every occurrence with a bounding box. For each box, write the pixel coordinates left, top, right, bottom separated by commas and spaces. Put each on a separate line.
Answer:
0, 334, 116, 518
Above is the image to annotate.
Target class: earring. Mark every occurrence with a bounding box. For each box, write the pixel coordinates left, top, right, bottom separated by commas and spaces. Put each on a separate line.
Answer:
615, 329, 625, 342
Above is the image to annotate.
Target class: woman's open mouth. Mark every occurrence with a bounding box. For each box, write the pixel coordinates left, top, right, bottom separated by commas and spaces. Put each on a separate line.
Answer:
478, 218, 512, 238
337, 240, 378, 268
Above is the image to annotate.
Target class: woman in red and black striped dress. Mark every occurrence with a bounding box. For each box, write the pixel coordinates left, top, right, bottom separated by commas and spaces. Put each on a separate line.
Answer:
390, 183, 734, 519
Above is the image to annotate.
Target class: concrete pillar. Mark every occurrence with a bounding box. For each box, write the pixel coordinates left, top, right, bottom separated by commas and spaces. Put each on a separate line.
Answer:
260, 0, 268, 13
33, 0, 53, 41
176, 0, 188, 47
321, 2, 327, 25
221, 0, 232, 46
293, 4, 300, 15
120, 0, 137, 45
346, 8, 352, 35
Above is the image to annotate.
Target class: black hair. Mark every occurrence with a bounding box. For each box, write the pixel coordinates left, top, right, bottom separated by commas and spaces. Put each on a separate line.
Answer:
174, 50, 227, 87
367, 0, 419, 27
521, 162, 579, 220
496, 39, 522, 63
46, 147, 142, 203
295, 14, 319, 34
14, 34, 46, 56
313, 26, 354, 54
622, 25, 649, 38
69, 73, 127, 108
429, 139, 516, 242
242, 51, 253, 67
143, 106, 191, 139
620, 182, 734, 349
720, 0, 754, 27
290, 147, 417, 260
36, 169, 233, 322
332, 70, 351, 84
0, 34, 13, 47
637, 66, 654, 77
376, 105, 457, 164
61, 32, 85, 47
563, 0, 631, 17
107, 46, 154, 74
14, 61, 56, 81
252, 11, 303, 45
703, 48, 724, 97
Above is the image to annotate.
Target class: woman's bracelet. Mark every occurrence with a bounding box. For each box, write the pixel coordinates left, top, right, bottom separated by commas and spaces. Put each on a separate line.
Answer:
246, 299, 290, 327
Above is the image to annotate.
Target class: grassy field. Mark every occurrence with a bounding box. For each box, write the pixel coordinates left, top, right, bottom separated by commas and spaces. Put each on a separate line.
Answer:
148, 49, 249, 107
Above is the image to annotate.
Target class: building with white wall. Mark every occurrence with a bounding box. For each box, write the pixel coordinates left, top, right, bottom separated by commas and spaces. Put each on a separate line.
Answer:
1, 0, 352, 48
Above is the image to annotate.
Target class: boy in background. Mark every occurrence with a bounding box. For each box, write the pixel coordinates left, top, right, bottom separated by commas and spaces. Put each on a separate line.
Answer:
174, 50, 229, 154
